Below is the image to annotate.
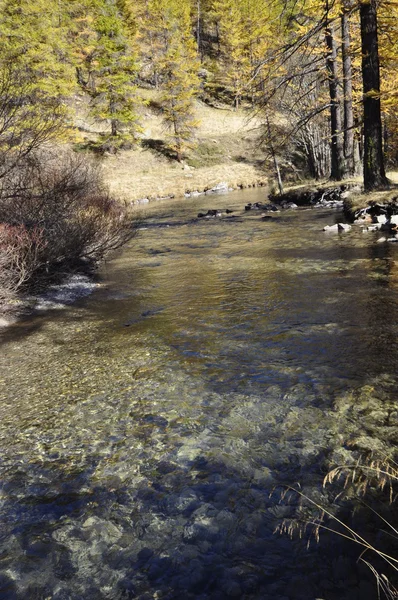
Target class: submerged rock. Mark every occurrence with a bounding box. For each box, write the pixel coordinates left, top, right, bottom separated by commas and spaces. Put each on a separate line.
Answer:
245, 202, 279, 212
197, 209, 234, 219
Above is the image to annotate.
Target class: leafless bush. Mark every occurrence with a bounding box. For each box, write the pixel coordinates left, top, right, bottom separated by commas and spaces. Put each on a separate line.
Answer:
0, 149, 137, 301
0, 224, 47, 300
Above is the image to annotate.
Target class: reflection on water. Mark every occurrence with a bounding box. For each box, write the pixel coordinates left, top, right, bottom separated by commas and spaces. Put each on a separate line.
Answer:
1, 189, 398, 599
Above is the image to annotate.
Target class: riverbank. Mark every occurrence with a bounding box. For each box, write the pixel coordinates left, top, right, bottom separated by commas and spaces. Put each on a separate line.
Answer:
342, 171, 398, 219
76, 88, 398, 208
73, 90, 269, 203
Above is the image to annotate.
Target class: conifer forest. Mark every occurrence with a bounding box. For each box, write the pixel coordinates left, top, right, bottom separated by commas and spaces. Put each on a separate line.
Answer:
1, 0, 397, 185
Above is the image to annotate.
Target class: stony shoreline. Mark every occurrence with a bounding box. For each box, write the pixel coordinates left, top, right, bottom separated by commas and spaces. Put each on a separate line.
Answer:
128, 178, 268, 206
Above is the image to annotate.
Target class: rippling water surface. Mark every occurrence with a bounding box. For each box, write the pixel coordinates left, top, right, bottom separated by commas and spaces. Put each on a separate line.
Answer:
1, 189, 398, 599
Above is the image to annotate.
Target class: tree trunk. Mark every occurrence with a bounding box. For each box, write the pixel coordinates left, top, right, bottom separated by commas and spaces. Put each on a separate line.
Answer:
266, 115, 284, 194
325, 20, 345, 180
341, 2, 355, 176
196, 0, 202, 59
215, 22, 221, 55
110, 97, 117, 137
360, 0, 388, 190
76, 67, 86, 88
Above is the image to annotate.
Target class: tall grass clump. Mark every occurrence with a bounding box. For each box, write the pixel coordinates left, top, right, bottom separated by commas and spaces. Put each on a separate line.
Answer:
0, 149, 137, 304
275, 452, 398, 598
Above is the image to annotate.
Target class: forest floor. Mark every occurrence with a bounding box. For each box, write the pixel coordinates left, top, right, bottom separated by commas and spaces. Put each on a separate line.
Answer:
73, 89, 270, 203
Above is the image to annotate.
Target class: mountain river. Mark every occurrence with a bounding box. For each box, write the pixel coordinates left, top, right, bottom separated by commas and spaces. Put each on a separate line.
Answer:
1, 189, 398, 599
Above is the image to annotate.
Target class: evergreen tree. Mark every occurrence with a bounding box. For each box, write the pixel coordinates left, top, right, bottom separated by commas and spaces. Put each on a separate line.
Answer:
158, 0, 200, 160
0, 0, 74, 176
211, 0, 250, 108
89, 0, 141, 143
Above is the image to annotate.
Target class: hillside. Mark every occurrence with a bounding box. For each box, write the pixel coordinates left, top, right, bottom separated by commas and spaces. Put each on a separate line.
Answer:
73, 90, 269, 203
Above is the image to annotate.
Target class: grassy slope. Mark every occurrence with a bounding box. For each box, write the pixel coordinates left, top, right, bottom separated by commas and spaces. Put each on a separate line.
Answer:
73, 89, 398, 208
74, 89, 268, 203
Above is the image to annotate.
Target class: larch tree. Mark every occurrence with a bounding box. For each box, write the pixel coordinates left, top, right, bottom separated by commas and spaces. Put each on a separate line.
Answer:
131, 0, 170, 87
254, 0, 341, 181
325, 0, 345, 179
65, 0, 99, 92
0, 0, 74, 177
210, 0, 251, 108
377, 0, 398, 167
132, 0, 200, 159
340, 0, 356, 175
238, 0, 278, 104
88, 0, 142, 144
158, 0, 200, 160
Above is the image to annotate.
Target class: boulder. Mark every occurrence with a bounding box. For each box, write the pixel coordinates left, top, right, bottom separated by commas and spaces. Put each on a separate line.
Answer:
363, 224, 380, 232
281, 202, 298, 210
207, 182, 229, 194
323, 223, 351, 232
375, 214, 387, 224
354, 213, 372, 224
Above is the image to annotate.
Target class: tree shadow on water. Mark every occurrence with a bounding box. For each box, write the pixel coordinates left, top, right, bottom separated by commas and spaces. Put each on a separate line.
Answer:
0, 451, 375, 600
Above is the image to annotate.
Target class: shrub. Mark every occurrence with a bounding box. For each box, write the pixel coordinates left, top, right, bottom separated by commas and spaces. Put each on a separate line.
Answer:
0, 224, 47, 300
0, 149, 137, 302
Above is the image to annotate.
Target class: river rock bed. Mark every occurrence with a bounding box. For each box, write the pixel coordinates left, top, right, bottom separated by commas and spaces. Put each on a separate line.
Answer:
1, 189, 398, 599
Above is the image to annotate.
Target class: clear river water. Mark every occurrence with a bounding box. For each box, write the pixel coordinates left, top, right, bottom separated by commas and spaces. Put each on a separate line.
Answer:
1, 189, 398, 600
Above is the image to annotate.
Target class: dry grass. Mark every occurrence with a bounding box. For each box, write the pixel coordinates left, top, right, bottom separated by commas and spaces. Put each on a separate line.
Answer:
71, 88, 398, 208
276, 453, 398, 598
343, 171, 398, 214
72, 89, 268, 203
101, 148, 266, 203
